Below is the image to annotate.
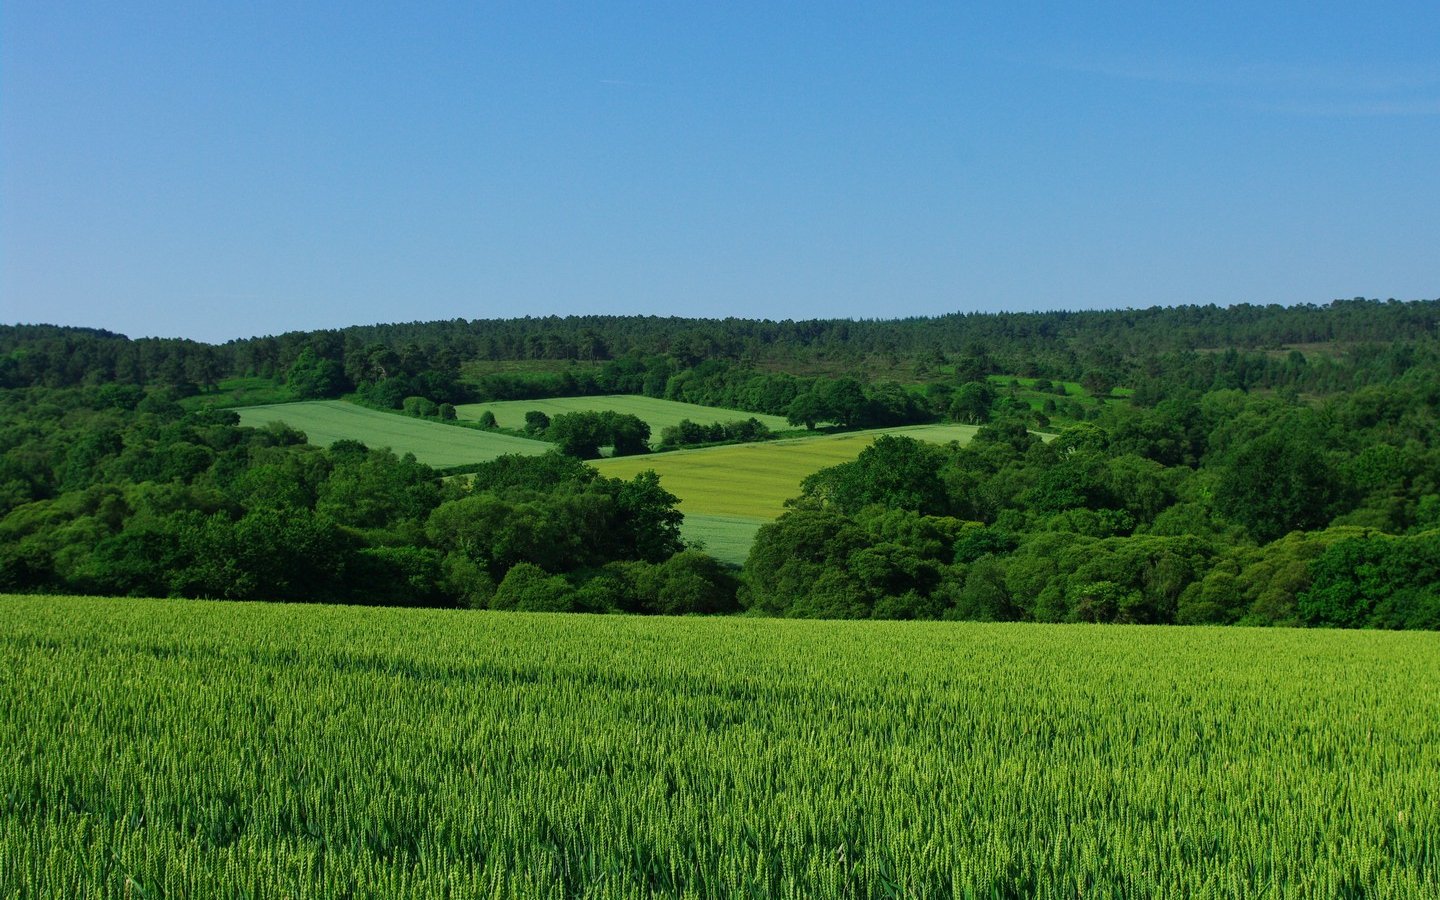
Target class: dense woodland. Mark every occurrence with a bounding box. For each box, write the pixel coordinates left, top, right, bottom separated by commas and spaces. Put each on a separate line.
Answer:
3, 298, 1439, 628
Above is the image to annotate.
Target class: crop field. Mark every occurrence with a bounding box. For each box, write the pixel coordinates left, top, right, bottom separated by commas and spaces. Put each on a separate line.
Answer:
234, 401, 551, 468
594, 424, 982, 521
675, 513, 768, 566
3, 595, 1438, 898
454, 395, 794, 439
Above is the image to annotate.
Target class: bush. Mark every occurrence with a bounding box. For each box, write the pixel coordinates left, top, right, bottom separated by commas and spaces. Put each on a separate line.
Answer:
634, 551, 740, 615
491, 563, 576, 612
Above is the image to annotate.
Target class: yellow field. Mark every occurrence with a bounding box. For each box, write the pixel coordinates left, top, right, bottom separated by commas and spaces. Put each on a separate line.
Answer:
593, 423, 981, 520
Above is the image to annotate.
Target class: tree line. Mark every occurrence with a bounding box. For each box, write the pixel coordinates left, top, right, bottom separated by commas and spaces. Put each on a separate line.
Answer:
4, 299, 1440, 628
0, 385, 733, 613
743, 375, 1440, 628
7, 298, 1439, 398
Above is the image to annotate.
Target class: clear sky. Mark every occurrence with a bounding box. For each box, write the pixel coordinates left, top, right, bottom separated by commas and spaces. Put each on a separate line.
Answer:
3, 2, 1437, 343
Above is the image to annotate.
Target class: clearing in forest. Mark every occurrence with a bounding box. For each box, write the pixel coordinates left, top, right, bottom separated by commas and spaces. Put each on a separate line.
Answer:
234, 401, 551, 468
674, 513, 770, 566
594, 422, 982, 525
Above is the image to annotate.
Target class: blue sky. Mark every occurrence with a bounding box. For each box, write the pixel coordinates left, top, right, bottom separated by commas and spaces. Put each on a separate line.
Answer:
3, 2, 1437, 342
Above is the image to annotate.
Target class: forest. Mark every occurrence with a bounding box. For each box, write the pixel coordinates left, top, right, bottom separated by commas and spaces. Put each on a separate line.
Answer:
2, 297, 1438, 628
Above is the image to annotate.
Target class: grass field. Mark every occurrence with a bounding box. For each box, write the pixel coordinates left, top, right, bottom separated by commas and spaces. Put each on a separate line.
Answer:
594, 423, 983, 521
234, 401, 551, 468
676, 513, 768, 566
4, 595, 1437, 898
454, 395, 794, 440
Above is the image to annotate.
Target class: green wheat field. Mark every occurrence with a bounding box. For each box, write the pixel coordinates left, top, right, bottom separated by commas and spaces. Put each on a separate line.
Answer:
3, 594, 1437, 898
235, 401, 551, 468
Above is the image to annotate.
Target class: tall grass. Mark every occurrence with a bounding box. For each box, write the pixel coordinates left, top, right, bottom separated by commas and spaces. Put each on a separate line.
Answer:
4, 595, 1437, 897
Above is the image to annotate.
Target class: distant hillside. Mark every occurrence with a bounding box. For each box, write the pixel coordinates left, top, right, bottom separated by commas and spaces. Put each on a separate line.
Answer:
6, 298, 1439, 394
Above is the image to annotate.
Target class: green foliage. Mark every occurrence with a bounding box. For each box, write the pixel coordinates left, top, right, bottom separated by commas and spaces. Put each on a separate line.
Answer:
166, 507, 355, 602
798, 435, 949, 516
351, 545, 449, 607
8, 304, 1440, 630
743, 506, 955, 619
610, 470, 685, 562
655, 417, 774, 450
616, 550, 741, 615
523, 410, 550, 434
743, 508, 863, 615
401, 395, 439, 418
1298, 531, 1440, 629
0, 388, 708, 612
784, 377, 931, 429
545, 410, 651, 459
465, 451, 595, 494
743, 386, 1440, 628
1080, 369, 1116, 396
315, 448, 439, 530
949, 380, 996, 424
425, 468, 683, 585
458, 395, 791, 443
490, 562, 576, 612
785, 390, 829, 429
1215, 425, 1347, 543
439, 552, 495, 609
285, 348, 348, 399
606, 412, 651, 457
544, 411, 605, 458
